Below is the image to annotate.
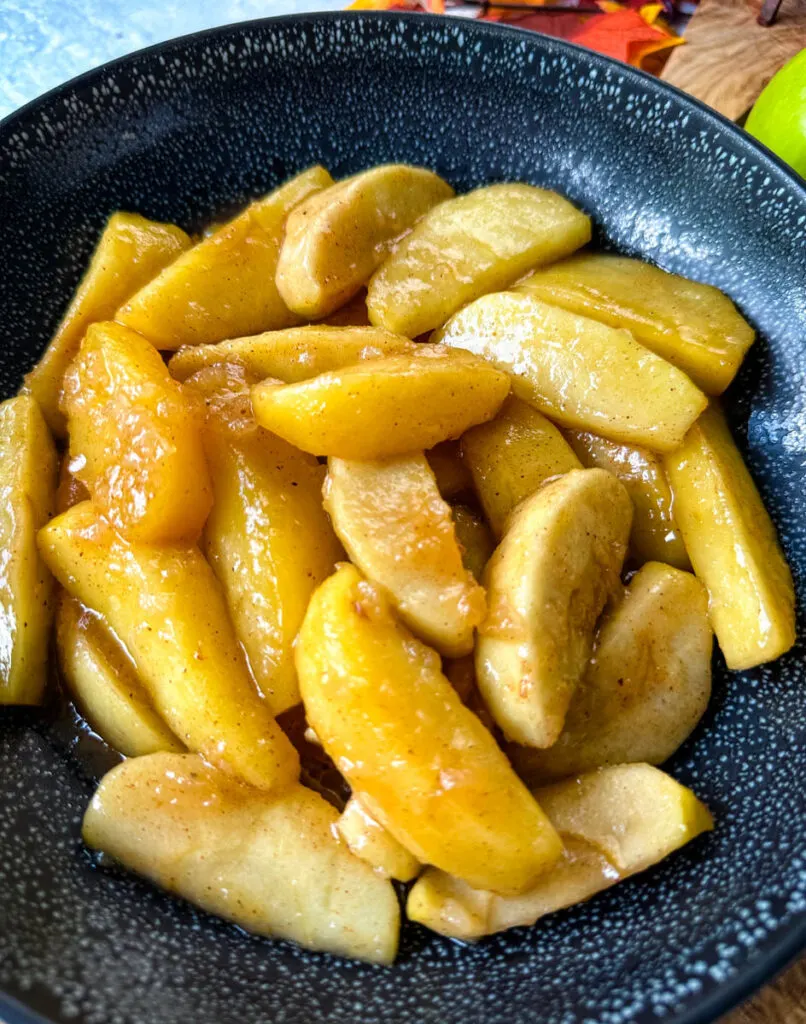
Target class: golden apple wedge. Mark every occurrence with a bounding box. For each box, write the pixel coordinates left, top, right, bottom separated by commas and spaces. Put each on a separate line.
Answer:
296, 563, 562, 896
83, 753, 399, 964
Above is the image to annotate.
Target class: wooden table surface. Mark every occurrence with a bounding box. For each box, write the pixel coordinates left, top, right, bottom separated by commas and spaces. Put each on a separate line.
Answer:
721, 957, 806, 1022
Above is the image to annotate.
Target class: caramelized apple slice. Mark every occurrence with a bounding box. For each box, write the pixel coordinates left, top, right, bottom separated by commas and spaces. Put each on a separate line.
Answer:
461, 395, 581, 537
517, 252, 754, 394
565, 430, 689, 570
57, 595, 183, 757
367, 184, 591, 337
251, 346, 509, 459
25, 212, 190, 434
664, 404, 795, 669
168, 325, 413, 382
296, 563, 562, 896
451, 505, 494, 583
62, 321, 212, 544
337, 796, 421, 882
426, 441, 473, 501
83, 753, 400, 964
116, 167, 333, 348
436, 291, 707, 452
323, 454, 485, 657
476, 469, 632, 748
0, 395, 58, 705
38, 502, 299, 792
188, 366, 343, 716
276, 164, 453, 318
511, 562, 712, 784
407, 763, 713, 939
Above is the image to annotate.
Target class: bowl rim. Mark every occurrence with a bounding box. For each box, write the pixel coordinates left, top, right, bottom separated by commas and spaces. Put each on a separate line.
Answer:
2, 7, 803, 194
0, 11, 804, 1024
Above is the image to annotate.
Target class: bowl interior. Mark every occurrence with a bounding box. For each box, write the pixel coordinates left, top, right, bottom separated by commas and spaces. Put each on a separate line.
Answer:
1, 13, 805, 1024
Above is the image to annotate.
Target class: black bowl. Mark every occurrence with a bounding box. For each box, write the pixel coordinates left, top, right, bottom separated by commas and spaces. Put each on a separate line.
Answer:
1, 12, 805, 1024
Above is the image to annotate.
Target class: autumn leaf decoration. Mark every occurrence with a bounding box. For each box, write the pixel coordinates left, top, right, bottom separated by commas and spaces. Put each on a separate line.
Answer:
569, 3, 684, 70
347, 0, 446, 11
345, 0, 684, 74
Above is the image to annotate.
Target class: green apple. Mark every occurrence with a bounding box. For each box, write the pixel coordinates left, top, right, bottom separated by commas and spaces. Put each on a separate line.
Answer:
746, 49, 806, 178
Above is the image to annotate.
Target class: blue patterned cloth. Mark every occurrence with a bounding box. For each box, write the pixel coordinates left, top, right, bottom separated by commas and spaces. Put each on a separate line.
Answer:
0, 0, 345, 120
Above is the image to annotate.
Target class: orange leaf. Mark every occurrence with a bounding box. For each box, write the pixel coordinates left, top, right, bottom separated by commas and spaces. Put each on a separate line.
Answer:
346, 0, 429, 9
569, 7, 683, 68
482, 0, 563, 6
346, 1, 403, 8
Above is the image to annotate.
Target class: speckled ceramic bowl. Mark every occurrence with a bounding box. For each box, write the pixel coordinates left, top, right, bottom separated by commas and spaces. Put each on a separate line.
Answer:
0, 12, 804, 1024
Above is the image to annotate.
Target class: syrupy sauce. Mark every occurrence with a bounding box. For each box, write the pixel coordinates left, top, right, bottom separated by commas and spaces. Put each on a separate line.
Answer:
277, 704, 351, 812
40, 654, 124, 784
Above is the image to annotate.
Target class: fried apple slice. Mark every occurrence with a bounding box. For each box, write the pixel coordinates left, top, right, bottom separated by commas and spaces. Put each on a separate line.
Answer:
276, 164, 453, 318
461, 396, 582, 537
168, 325, 413, 382
337, 796, 421, 882
189, 366, 343, 716
476, 469, 632, 748
511, 562, 712, 783
436, 291, 708, 452
116, 167, 333, 348
537, 763, 713, 871
367, 184, 591, 337
251, 346, 509, 459
566, 430, 689, 570
57, 595, 183, 757
323, 455, 485, 657
407, 763, 713, 939
25, 212, 190, 435
38, 503, 299, 792
0, 395, 58, 705
83, 753, 399, 964
664, 404, 795, 669
296, 564, 562, 896
409, 838, 614, 940
62, 321, 212, 544
517, 253, 754, 394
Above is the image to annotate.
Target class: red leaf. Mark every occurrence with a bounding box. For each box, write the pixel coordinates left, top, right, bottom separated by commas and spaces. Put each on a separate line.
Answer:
346, 0, 684, 72
479, 10, 592, 41
346, 1, 430, 10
